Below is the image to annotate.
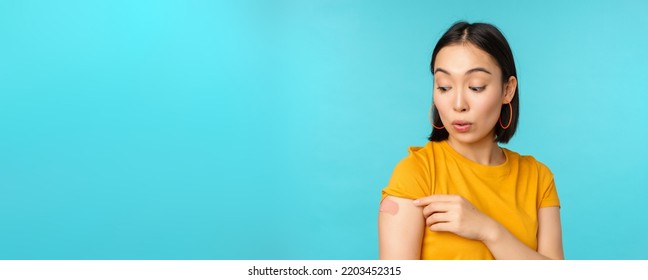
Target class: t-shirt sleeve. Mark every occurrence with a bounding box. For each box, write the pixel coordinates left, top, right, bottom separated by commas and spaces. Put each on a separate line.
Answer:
381, 147, 431, 201
537, 163, 561, 208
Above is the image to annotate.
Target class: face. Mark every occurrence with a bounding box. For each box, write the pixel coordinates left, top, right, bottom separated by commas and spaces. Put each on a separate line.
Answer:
433, 43, 516, 145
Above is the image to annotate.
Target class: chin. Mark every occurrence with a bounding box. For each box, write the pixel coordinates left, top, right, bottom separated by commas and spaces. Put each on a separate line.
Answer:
448, 132, 493, 145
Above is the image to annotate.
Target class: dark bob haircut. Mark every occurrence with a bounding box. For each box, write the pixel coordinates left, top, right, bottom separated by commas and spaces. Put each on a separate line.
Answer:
429, 21, 519, 144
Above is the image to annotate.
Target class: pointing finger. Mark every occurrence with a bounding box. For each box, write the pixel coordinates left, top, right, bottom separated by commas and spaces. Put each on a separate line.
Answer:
412, 194, 462, 206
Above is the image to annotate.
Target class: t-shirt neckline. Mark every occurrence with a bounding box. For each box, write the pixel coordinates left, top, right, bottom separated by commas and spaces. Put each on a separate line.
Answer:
438, 140, 512, 177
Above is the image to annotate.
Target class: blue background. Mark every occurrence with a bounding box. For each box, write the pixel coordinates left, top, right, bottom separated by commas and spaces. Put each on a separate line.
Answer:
1, 0, 647, 260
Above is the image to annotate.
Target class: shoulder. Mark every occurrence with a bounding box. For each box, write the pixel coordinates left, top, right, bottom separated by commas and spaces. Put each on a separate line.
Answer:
383, 142, 436, 199
388, 142, 440, 181
399, 141, 439, 167
505, 148, 554, 177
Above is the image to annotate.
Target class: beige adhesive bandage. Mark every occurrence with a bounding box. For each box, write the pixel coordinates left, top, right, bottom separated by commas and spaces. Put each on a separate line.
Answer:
379, 198, 399, 215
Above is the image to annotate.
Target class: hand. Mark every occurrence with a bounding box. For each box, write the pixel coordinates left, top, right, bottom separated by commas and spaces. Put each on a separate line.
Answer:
412, 194, 499, 242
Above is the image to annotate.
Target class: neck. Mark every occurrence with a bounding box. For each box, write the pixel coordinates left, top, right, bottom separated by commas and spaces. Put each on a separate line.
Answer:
446, 134, 505, 166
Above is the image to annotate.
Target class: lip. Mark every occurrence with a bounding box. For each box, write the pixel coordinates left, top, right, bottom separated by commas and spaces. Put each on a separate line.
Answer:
452, 120, 472, 133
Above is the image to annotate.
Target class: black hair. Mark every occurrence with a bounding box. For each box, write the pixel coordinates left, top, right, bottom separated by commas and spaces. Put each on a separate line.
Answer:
429, 21, 519, 144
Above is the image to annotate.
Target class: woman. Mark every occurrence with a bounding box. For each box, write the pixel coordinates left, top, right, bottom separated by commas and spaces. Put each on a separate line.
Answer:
378, 21, 564, 260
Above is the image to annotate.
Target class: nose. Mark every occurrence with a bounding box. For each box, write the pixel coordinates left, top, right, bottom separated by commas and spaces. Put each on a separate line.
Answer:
452, 89, 469, 113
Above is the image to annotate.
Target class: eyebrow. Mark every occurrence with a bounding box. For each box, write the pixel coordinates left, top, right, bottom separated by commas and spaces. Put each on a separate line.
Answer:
434, 67, 492, 75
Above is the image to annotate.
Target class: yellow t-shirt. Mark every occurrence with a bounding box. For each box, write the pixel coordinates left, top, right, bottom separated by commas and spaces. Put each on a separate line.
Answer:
381, 140, 560, 260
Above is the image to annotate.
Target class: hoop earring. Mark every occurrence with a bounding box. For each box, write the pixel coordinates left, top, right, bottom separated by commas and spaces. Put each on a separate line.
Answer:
429, 106, 444, 129
499, 102, 513, 129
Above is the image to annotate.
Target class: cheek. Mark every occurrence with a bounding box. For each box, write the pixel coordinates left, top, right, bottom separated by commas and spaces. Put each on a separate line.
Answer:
474, 97, 503, 123
433, 94, 451, 115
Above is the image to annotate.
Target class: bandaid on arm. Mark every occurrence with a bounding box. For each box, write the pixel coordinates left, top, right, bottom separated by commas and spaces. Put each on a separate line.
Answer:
379, 198, 400, 215
378, 196, 425, 259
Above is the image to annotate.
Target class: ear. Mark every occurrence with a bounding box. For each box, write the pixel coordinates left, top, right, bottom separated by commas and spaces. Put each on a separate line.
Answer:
503, 76, 517, 104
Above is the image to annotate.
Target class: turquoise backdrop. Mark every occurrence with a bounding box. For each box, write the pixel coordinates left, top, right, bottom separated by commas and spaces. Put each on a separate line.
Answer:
1, 0, 647, 259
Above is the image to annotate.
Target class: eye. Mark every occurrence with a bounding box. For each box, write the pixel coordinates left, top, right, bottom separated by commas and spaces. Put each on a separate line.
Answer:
469, 86, 486, 92
437, 86, 450, 93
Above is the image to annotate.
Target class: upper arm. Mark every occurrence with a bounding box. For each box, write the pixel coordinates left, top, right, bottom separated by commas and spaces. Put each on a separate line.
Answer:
378, 195, 425, 259
537, 206, 564, 259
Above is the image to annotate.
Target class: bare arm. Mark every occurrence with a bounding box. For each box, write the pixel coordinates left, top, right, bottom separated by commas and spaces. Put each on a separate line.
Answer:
484, 206, 564, 260
378, 196, 425, 259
